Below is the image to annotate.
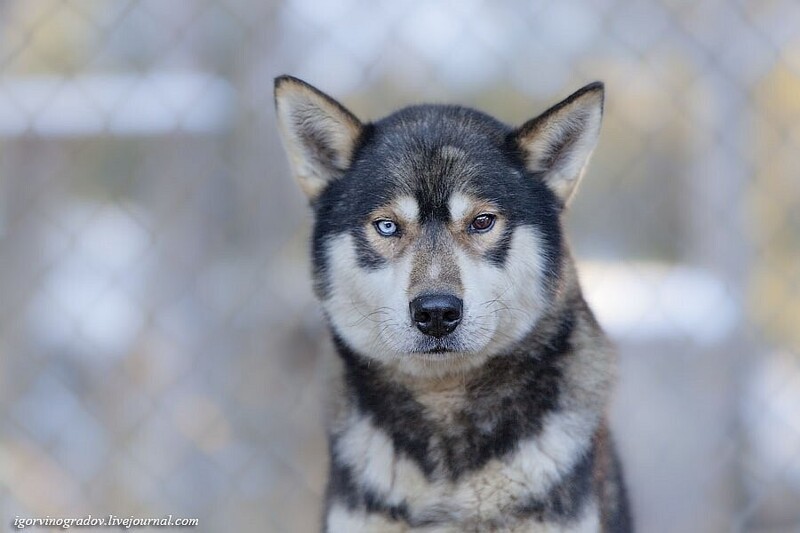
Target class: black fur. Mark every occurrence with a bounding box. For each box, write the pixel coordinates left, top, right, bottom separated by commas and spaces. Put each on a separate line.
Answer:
352, 225, 386, 270
483, 223, 514, 265
331, 307, 575, 482
326, 446, 597, 530
514, 445, 595, 523
325, 459, 411, 528
601, 443, 634, 532
311, 105, 563, 300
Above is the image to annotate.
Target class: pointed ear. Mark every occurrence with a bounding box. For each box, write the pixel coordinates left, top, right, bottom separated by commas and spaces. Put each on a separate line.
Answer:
274, 76, 363, 201
514, 82, 604, 206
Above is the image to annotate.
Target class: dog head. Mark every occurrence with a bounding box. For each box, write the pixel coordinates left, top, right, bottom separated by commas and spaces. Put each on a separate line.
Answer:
275, 76, 603, 375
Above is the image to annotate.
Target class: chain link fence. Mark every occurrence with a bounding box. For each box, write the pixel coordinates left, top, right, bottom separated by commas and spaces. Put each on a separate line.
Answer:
1, 1, 799, 531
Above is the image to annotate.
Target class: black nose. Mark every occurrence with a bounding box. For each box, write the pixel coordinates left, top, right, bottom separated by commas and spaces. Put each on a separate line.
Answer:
409, 294, 463, 338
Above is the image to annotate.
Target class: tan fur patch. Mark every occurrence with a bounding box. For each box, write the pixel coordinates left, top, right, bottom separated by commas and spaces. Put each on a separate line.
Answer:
364, 196, 421, 260
407, 232, 463, 297
447, 193, 507, 258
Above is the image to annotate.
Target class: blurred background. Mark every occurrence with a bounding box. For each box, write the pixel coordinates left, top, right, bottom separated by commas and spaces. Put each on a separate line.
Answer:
1, 1, 799, 531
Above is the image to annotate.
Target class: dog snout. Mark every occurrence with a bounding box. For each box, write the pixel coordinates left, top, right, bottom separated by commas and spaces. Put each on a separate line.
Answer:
409, 294, 463, 338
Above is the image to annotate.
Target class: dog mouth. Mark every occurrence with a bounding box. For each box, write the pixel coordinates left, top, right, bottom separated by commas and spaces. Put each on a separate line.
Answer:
425, 346, 450, 354
415, 346, 451, 355
409, 338, 464, 355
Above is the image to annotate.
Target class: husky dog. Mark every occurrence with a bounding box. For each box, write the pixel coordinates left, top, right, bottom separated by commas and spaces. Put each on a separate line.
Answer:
275, 75, 632, 532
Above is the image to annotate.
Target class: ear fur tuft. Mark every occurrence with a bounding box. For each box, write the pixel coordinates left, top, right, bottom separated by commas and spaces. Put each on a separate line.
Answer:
514, 82, 604, 205
274, 76, 362, 201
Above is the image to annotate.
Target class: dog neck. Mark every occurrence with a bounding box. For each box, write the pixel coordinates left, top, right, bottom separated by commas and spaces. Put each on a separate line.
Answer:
328, 282, 614, 478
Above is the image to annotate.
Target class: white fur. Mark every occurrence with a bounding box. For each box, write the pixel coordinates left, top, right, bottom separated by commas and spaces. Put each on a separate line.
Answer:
567, 501, 601, 533
503, 410, 595, 497
323, 233, 415, 358
327, 503, 406, 532
329, 501, 599, 533
447, 192, 471, 222
450, 226, 550, 357
334, 408, 596, 525
335, 414, 430, 508
395, 196, 419, 222
323, 226, 549, 377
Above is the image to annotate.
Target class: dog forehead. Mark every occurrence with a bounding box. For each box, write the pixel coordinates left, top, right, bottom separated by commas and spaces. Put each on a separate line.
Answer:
385, 146, 480, 221
373, 105, 506, 164
357, 107, 514, 213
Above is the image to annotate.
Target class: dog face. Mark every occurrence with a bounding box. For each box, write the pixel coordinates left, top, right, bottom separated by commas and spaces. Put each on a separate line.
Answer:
275, 77, 603, 375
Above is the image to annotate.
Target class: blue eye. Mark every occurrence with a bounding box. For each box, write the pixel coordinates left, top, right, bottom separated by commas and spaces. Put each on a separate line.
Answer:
374, 219, 398, 236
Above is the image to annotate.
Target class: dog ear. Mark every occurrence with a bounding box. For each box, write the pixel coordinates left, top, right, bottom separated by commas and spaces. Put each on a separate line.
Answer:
274, 76, 363, 201
514, 82, 604, 206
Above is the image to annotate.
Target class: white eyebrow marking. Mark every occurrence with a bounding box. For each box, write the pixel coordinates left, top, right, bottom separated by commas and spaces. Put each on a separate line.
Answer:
448, 192, 472, 221
395, 195, 419, 221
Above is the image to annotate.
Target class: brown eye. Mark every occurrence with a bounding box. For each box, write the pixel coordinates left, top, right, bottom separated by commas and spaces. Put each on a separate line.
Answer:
470, 213, 496, 233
